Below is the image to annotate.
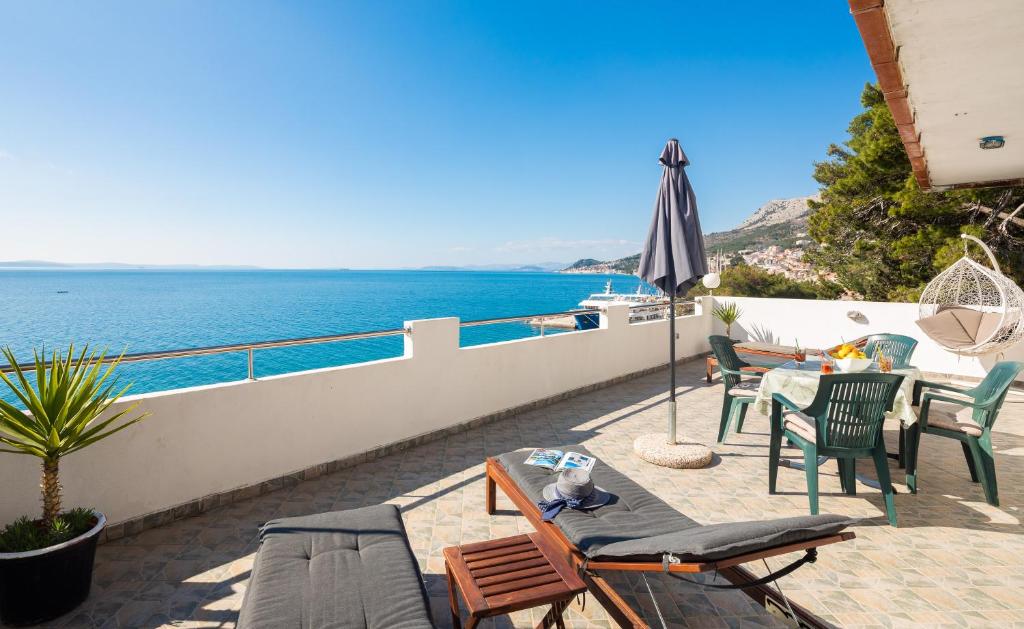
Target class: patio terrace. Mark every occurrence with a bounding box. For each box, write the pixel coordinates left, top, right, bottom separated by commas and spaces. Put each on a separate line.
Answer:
45, 357, 1024, 628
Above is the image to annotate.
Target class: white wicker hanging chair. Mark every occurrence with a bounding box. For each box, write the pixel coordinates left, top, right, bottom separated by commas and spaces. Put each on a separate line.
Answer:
916, 234, 1024, 356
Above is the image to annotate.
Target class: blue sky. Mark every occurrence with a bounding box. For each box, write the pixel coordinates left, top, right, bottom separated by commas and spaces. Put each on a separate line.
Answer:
0, 2, 874, 269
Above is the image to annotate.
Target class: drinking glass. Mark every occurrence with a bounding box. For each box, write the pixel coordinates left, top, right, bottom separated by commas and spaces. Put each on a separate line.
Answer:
819, 352, 834, 374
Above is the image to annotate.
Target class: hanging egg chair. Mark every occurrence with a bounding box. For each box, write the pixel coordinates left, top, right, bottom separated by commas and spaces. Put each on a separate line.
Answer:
916, 234, 1024, 356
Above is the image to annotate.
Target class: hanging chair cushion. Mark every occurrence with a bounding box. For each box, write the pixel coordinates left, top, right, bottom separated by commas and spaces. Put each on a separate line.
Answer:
915, 307, 1003, 349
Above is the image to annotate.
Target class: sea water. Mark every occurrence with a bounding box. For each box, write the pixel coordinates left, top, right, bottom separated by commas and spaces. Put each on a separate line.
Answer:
0, 270, 638, 398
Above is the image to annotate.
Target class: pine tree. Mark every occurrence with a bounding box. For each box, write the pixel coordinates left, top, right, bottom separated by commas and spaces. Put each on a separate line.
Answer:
807, 84, 1024, 301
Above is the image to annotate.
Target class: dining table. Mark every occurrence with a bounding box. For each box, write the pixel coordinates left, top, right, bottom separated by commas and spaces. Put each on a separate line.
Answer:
753, 359, 921, 425
752, 359, 922, 489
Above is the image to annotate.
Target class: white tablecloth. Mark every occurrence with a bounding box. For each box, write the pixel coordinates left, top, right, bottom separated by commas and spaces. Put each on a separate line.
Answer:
753, 361, 921, 425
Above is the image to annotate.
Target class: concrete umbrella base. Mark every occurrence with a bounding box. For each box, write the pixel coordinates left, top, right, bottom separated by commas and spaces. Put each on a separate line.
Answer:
633, 433, 713, 469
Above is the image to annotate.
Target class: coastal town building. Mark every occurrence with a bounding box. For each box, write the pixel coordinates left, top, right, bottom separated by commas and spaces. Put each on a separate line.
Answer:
741, 245, 816, 280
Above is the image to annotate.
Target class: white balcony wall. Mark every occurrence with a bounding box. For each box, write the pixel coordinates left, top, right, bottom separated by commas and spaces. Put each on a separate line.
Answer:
710, 296, 1024, 381
0, 302, 712, 526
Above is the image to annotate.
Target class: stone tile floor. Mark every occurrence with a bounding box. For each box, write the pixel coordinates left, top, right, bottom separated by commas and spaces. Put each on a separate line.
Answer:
38, 359, 1024, 628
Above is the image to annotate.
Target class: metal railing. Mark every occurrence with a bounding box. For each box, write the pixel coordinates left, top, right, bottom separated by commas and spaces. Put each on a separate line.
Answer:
0, 303, 694, 380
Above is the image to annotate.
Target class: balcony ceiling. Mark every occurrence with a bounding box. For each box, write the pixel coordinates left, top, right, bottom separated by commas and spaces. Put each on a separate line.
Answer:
851, 0, 1024, 190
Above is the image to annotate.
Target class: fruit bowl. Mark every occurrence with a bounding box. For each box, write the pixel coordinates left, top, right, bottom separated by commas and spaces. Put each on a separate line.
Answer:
835, 357, 873, 372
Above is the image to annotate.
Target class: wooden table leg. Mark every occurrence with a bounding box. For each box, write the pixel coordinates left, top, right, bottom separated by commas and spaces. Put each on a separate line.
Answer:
535, 599, 568, 629
446, 563, 462, 629
485, 470, 496, 515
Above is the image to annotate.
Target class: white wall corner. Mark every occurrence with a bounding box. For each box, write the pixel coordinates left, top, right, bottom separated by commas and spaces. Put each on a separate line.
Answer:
403, 317, 460, 358
695, 296, 713, 339
600, 303, 630, 329
693, 295, 707, 316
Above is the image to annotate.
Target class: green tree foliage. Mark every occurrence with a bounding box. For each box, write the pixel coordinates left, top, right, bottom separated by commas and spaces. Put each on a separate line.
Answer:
687, 262, 842, 300
807, 83, 1024, 301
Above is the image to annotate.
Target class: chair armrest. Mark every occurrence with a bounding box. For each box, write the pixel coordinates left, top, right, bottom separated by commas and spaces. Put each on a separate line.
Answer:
920, 392, 989, 431
922, 391, 982, 409
721, 366, 763, 380
771, 393, 803, 414
770, 393, 807, 432
914, 379, 971, 405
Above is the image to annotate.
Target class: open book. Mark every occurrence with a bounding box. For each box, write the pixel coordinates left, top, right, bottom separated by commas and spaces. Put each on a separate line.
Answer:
523, 448, 597, 472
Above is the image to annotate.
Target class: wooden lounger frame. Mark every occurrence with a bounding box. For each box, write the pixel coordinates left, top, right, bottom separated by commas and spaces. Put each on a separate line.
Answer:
486, 457, 854, 629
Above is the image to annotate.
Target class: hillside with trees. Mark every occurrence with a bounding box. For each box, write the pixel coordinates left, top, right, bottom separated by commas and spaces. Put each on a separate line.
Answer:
685, 263, 841, 300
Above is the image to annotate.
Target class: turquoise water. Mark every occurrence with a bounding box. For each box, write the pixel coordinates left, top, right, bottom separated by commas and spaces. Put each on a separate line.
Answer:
0, 270, 638, 397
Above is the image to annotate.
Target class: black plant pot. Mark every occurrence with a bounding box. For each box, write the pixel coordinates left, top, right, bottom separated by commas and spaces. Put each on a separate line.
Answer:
0, 512, 106, 626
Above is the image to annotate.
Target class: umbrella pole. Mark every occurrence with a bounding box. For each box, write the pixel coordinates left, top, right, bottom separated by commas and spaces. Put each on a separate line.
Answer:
668, 294, 677, 445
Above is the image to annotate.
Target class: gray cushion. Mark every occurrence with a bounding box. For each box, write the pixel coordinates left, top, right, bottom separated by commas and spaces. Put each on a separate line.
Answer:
727, 381, 761, 397
237, 505, 435, 629
497, 446, 853, 562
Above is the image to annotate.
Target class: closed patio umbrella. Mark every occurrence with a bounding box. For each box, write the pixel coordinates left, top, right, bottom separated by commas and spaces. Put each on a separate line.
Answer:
637, 138, 708, 450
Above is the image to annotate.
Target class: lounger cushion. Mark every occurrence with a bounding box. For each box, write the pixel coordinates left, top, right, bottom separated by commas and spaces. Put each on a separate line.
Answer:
237, 505, 435, 629
739, 342, 820, 356
497, 446, 853, 562
593, 514, 851, 563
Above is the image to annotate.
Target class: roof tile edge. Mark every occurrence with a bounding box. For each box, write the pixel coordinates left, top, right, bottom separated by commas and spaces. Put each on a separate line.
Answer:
848, 0, 933, 191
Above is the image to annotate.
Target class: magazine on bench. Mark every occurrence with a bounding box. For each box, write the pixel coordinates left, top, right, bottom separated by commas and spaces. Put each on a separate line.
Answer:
523, 448, 596, 472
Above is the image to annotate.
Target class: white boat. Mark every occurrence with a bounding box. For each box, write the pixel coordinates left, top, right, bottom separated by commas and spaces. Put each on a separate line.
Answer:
574, 281, 669, 329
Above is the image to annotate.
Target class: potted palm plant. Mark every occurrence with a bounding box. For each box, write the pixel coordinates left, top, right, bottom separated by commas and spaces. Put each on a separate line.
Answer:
0, 345, 148, 626
712, 301, 742, 338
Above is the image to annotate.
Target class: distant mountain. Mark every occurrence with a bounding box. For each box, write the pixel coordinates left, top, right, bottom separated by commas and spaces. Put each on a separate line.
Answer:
736, 196, 817, 230
561, 254, 639, 275
0, 260, 570, 272
0, 260, 261, 270
416, 262, 568, 272
562, 195, 818, 274
704, 195, 818, 255
563, 259, 601, 270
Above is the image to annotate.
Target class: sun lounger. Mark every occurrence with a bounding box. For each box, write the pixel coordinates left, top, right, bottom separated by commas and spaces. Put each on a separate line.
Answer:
487, 446, 855, 628
237, 504, 435, 629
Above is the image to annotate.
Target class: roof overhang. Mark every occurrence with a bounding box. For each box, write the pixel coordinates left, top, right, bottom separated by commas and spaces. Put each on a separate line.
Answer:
849, 0, 1024, 191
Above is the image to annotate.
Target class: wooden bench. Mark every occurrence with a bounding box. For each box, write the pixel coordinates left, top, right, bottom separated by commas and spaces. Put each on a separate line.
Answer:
706, 341, 813, 382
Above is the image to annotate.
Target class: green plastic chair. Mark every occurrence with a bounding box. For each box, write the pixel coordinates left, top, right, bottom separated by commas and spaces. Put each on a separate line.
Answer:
768, 372, 906, 526
708, 335, 763, 444
863, 334, 918, 369
906, 361, 1023, 506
